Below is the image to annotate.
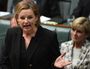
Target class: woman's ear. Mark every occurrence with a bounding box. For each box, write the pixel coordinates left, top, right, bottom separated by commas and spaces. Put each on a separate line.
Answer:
35, 15, 38, 22
10, 17, 18, 27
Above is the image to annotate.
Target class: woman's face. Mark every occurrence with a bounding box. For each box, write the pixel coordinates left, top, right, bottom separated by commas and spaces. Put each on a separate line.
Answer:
17, 9, 38, 32
71, 28, 87, 42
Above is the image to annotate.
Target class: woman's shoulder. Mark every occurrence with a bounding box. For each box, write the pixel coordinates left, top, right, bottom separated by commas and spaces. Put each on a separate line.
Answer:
8, 27, 21, 31
40, 26, 56, 35
61, 40, 72, 45
61, 40, 73, 47
39, 26, 57, 39
7, 27, 22, 35
85, 40, 90, 48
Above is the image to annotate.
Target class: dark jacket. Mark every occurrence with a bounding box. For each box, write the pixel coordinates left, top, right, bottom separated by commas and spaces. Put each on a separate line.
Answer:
0, 0, 8, 11
1, 26, 60, 69
72, 0, 90, 18
36, 0, 61, 18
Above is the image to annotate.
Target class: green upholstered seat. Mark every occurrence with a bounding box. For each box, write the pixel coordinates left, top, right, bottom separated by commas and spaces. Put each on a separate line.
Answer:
0, 20, 10, 49
41, 24, 71, 46
56, 27, 70, 45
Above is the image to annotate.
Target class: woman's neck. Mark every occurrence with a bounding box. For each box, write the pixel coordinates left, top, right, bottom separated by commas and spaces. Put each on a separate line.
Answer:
22, 27, 38, 48
23, 27, 37, 38
73, 41, 85, 48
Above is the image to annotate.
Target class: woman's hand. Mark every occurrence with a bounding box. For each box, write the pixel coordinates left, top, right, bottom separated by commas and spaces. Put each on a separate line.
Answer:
54, 52, 72, 68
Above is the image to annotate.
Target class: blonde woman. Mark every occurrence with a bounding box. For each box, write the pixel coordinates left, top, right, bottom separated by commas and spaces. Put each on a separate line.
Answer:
1, 1, 60, 69
54, 17, 90, 69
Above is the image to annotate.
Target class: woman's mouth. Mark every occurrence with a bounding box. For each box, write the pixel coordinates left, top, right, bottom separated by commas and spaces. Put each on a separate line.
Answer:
23, 24, 31, 28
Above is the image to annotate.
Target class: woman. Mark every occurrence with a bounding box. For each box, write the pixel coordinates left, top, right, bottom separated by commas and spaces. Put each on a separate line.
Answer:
54, 17, 90, 69
10, 0, 35, 27
1, 1, 60, 69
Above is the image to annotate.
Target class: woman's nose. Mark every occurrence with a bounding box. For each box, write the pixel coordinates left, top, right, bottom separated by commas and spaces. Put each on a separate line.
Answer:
24, 18, 28, 22
73, 30, 77, 35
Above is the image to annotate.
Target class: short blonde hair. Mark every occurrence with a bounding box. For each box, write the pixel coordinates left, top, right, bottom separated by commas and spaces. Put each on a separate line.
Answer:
71, 17, 90, 36
14, 1, 40, 27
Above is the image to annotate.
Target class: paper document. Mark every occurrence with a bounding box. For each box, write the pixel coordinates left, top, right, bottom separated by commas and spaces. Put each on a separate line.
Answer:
0, 11, 10, 17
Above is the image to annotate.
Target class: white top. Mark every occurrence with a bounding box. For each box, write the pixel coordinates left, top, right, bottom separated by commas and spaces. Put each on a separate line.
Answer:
72, 47, 81, 68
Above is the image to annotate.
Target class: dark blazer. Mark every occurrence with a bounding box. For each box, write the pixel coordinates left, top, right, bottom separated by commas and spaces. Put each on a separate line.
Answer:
0, 0, 8, 11
72, 0, 90, 18
1, 26, 60, 69
36, 0, 61, 18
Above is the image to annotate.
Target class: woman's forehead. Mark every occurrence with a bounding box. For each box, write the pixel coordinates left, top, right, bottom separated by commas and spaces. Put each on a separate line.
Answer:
72, 26, 85, 32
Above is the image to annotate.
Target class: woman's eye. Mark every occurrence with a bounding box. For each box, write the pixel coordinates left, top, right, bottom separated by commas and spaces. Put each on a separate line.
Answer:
20, 16, 25, 19
27, 16, 32, 19
72, 28, 75, 31
77, 30, 83, 33
19, 16, 32, 19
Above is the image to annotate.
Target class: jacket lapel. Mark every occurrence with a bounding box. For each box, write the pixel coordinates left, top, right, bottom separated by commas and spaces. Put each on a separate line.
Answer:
77, 41, 90, 67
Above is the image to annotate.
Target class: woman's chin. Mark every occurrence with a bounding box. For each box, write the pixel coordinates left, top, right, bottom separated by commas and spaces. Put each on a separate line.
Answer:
23, 27, 32, 32
73, 39, 79, 42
